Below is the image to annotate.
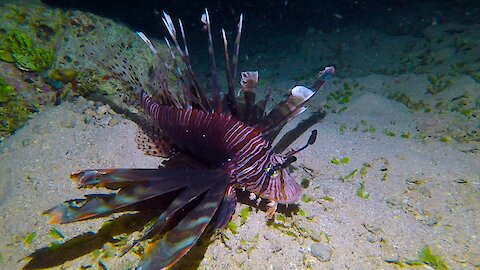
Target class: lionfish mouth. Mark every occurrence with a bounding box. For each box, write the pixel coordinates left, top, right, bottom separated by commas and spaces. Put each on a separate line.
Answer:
32, 8, 334, 270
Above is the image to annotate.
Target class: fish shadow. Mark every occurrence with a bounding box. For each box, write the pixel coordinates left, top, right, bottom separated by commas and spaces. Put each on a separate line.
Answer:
23, 211, 157, 269
274, 109, 327, 153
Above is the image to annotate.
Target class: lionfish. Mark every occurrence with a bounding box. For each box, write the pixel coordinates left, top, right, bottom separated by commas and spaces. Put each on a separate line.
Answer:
44, 10, 334, 269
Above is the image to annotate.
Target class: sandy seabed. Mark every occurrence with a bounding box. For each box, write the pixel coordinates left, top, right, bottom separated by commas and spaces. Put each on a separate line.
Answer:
0, 71, 478, 269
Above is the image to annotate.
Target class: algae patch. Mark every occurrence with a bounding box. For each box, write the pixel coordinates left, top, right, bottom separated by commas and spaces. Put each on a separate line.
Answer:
0, 77, 33, 137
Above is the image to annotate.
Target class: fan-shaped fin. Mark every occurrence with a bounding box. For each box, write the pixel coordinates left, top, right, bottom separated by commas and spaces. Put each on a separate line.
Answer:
135, 125, 172, 158
44, 183, 178, 224
45, 168, 208, 224
125, 171, 228, 252
210, 185, 237, 230
138, 175, 229, 270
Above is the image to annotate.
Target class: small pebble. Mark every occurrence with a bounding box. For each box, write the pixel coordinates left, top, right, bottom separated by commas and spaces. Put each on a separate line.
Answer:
108, 118, 120, 126
61, 117, 76, 128
381, 243, 399, 262
310, 243, 332, 262
454, 178, 468, 184
84, 108, 96, 117
96, 105, 109, 115
83, 115, 93, 124
98, 116, 112, 127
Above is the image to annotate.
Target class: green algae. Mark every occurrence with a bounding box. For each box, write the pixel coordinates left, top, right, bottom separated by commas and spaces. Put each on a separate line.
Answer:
383, 129, 396, 137
0, 77, 33, 137
330, 157, 349, 165
0, 77, 16, 103
360, 162, 371, 178
0, 31, 54, 72
439, 136, 452, 143
388, 92, 427, 111
426, 74, 453, 95
340, 169, 357, 182
326, 81, 358, 113
24, 232, 36, 246
320, 196, 333, 202
405, 246, 448, 270
240, 207, 251, 226
356, 181, 370, 199
300, 194, 314, 203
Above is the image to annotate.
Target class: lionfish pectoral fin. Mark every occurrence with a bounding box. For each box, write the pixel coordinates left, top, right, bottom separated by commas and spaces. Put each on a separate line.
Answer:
137, 173, 230, 270
128, 175, 222, 248
71, 168, 196, 189
46, 168, 200, 224
211, 185, 237, 230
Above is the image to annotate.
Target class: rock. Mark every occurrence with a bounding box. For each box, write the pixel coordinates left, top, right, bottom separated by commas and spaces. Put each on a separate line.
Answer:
84, 108, 96, 117
83, 115, 93, 124
310, 243, 332, 262
381, 243, 399, 263
303, 254, 317, 268
61, 117, 76, 128
74, 96, 87, 113
98, 115, 112, 127
108, 117, 120, 126
96, 105, 110, 115
86, 100, 95, 108
269, 238, 283, 253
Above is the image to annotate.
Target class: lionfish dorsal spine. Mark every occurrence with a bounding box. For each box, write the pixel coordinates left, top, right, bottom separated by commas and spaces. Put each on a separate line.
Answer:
221, 28, 235, 115
257, 66, 335, 137
161, 12, 211, 111
202, 9, 222, 112
222, 13, 244, 117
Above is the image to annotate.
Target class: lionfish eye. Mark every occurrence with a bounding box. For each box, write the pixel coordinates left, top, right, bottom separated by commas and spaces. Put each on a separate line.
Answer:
265, 166, 277, 177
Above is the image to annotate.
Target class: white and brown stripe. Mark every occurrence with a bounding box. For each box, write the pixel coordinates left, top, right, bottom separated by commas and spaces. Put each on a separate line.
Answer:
141, 91, 299, 203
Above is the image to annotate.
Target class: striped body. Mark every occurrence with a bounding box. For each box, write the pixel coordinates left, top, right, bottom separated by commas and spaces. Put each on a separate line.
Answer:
140, 92, 298, 203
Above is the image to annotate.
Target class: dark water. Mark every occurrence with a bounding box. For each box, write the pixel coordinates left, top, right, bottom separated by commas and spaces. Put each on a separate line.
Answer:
41, 0, 480, 79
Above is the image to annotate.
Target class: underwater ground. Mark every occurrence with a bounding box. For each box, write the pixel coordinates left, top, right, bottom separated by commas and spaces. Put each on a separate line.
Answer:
0, 0, 479, 269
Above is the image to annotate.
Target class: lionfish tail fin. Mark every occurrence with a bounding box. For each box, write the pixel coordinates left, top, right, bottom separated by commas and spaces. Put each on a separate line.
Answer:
258, 66, 335, 138
44, 168, 215, 224
138, 172, 230, 269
